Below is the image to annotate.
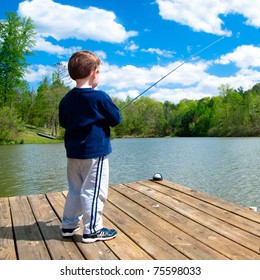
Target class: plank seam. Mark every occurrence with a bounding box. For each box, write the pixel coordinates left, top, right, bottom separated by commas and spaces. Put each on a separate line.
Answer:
26, 195, 52, 259
107, 192, 192, 260
140, 181, 260, 237
110, 185, 234, 259
153, 180, 260, 224
120, 183, 260, 258
44, 192, 88, 260
103, 208, 156, 260
7, 197, 18, 260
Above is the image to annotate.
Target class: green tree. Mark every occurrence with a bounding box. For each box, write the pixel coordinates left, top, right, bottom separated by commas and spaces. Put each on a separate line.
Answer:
171, 99, 197, 136
243, 84, 260, 135
30, 72, 69, 136
14, 80, 33, 122
30, 77, 50, 127
163, 101, 176, 135
217, 84, 244, 135
0, 12, 36, 111
0, 106, 23, 143
192, 97, 212, 136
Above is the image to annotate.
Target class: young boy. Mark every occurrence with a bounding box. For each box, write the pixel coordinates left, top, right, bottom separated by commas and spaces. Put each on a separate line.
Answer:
59, 50, 122, 243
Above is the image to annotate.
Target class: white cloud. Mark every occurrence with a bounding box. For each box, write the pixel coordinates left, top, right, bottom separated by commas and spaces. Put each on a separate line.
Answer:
100, 60, 208, 91
106, 88, 140, 101
25, 64, 54, 83
98, 55, 260, 104
115, 50, 125, 56
150, 88, 206, 104
155, 0, 260, 35
150, 67, 260, 104
16, 0, 260, 104
147, 71, 259, 104
124, 41, 139, 52
98, 59, 210, 103
141, 48, 175, 57
26, 54, 260, 104
34, 36, 81, 57
215, 45, 260, 68
18, 0, 137, 43
26, 63, 77, 87
95, 50, 107, 60
100, 63, 151, 90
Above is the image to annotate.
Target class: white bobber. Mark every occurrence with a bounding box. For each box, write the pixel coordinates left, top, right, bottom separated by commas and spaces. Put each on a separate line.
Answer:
153, 173, 163, 181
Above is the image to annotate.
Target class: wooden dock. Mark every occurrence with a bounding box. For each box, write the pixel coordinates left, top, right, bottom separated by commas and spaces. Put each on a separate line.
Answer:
0, 180, 260, 260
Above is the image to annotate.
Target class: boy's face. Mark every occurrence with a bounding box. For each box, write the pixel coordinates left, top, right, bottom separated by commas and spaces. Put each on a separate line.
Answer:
92, 68, 100, 89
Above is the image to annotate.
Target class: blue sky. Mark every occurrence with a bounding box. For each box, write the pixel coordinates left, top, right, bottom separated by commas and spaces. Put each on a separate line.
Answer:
1, 0, 260, 103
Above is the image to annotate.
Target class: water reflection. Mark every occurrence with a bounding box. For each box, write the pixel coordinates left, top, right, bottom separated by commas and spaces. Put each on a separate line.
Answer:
0, 138, 259, 210
0, 144, 67, 197
110, 138, 260, 209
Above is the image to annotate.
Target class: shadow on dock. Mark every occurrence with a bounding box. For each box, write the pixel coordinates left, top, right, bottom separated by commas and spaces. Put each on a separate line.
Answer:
0, 180, 259, 260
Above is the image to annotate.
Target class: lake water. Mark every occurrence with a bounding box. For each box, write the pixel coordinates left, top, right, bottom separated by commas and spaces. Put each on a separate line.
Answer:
0, 138, 259, 210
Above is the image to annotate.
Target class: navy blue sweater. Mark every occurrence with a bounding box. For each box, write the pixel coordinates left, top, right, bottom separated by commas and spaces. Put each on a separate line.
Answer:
59, 88, 122, 159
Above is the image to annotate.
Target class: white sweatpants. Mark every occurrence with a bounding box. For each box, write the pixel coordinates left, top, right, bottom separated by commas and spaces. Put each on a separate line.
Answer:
62, 156, 109, 234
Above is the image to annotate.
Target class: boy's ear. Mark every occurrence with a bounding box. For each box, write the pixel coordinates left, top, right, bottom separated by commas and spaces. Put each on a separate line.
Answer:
92, 69, 99, 79
92, 69, 99, 76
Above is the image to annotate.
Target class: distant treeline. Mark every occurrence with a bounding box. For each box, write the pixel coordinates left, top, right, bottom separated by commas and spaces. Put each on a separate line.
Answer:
0, 79, 259, 143
112, 83, 260, 137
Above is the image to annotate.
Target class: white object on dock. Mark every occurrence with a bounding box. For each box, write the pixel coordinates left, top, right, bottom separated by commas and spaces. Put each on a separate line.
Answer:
249, 206, 257, 212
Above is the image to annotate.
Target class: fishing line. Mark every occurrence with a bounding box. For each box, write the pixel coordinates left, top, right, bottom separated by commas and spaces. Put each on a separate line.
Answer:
120, 36, 224, 111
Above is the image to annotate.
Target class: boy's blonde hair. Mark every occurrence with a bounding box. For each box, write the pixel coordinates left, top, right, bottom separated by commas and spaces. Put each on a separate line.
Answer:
68, 50, 101, 80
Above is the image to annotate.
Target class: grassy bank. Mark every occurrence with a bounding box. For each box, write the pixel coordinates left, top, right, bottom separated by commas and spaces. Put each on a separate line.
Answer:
14, 126, 63, 144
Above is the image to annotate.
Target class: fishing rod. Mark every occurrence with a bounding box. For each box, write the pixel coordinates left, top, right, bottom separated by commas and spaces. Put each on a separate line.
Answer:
120, 36, 224, 111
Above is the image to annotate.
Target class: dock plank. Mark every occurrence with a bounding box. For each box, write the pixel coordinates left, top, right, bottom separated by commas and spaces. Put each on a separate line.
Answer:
0, 198, 16, 260
47, 191, 118, 260
143, 180, 260, 236
112, 183, 259, 259
1, 180, 259, 260
9, 196, 50, 260
105, 200, 189, 260
73, 233, 119, 260
103, 217, 153, 260
55, 190, 152, 260
108, 187, 227, 260
28, 194, 84, 260
154, 180, 260, 223
126, 181, 260, 255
